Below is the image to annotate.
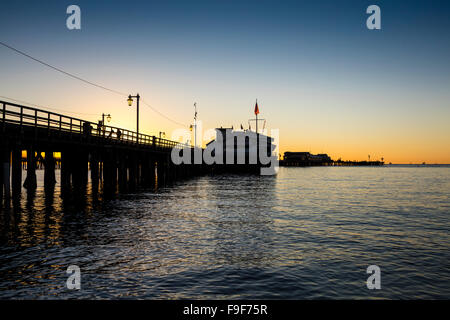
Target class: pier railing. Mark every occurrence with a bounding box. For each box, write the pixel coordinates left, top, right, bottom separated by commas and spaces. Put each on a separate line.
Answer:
1, 100, 187, 150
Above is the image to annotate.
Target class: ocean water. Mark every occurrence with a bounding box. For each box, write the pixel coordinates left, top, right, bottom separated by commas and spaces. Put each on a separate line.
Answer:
0, 166, 449, 299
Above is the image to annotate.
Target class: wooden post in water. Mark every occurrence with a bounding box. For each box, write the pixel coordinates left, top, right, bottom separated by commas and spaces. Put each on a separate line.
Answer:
80, 150, 89, 187
90, 151, 99, 193
149, 158, 156, 187
177, 163, 184, 181
103, 148, 116, 196
0, 159, 2, 205
138, 156, 143, 186
167, 161, 174, 184
156, 161, 161, 188
111, 154, 117, 193
118, 153, 127, 193
140, 154, 148, 187
1, 146, 11, 200
60, 149, 72, 192
71, 152, 83, 192
162, 161, 168, 186
11, 147, 22, 196
23, 148, 37, 189
128, 153, 137, 191
44, 150, 56, 189
179, 163, 184, 181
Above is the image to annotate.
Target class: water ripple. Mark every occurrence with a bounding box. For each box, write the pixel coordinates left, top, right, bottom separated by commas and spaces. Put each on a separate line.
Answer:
0, 166, 449, 299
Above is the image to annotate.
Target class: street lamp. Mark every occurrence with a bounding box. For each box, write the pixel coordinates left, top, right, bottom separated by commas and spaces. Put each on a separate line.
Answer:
159, 131, 166, 139
102, 113, 111, 125
98, 113, 112, 136
127, 93, 140, 143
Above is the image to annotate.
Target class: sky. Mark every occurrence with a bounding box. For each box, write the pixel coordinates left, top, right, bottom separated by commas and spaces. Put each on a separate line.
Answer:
0, 0, 449, 163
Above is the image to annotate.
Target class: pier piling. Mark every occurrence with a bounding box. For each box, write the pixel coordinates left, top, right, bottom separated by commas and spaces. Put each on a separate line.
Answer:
23, 148, 37, 189
0, 99, 207, 205
11, 148, 22, 196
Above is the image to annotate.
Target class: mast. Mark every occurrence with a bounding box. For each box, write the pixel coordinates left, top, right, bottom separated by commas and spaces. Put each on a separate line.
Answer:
194, 102, 197, 147
255, 99, 258, 134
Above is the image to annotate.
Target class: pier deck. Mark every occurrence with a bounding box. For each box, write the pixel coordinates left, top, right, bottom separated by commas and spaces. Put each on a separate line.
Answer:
0, 99, 202, 202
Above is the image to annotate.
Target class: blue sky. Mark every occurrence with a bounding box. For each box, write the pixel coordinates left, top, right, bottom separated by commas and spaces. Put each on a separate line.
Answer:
1, 0, 449, 162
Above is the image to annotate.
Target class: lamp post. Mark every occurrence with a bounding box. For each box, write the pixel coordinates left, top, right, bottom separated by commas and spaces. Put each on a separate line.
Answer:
127, 94, 140, 143
99, 113, 111, 136
159, 131, 165, 139
102, 113, 111, 125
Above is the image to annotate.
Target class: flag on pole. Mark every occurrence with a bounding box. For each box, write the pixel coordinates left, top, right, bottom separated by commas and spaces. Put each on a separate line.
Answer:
254, 100, 259, 115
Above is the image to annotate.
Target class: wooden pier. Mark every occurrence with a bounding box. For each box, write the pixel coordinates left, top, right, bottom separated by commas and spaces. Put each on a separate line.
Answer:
0, 99, 203, 204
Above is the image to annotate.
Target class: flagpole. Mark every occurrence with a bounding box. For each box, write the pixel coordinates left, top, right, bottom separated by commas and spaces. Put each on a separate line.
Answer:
256, 99, 258, 134
256, 99, 259, 166
194, 102, 197, 148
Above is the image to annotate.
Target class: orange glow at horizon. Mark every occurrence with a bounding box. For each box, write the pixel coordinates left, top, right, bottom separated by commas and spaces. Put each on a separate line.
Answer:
3, 73, 449, 165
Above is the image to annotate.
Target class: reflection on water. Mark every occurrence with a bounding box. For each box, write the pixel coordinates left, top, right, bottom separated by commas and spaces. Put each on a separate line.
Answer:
0, 167, 449, 299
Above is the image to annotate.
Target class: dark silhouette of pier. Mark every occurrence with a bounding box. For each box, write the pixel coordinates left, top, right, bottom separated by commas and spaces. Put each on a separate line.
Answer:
280, 151, 384, 167
0, 99, 203, 204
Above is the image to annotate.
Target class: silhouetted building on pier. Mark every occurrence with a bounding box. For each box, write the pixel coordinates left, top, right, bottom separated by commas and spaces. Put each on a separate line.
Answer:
282, 152, 332, 166
281, 151, 384, 167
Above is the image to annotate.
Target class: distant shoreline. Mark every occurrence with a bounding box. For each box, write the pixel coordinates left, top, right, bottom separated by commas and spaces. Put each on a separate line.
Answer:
385, 164, 450, 167
281, 164, 450, 168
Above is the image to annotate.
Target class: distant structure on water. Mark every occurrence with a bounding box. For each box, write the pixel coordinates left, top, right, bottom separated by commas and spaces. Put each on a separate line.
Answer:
281, 152, 332, 166
280, 152, 384, 166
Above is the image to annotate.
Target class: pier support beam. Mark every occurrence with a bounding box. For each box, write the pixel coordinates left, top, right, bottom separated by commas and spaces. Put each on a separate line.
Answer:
1, 147, 11, 200
60, 149, 72, 192
44, 150, 56, 189
118, 153, 127, 193
167, 161, 174, 185
157, 160, 167, 188
140, 155, 153, 188
11, 148, 22, 196
103, 149, 116, 196
90, 152, 99, 193
70, 149, 88, 195
23, 148, 37, 190
128, 153, 138, 191
150, 159, 156, 187
156, 161, 162, 187
80, 150, 89, 187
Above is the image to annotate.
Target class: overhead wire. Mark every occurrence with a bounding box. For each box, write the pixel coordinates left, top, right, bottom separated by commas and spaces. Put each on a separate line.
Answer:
0, 41, 127, 97
0, 95, 99, 116
0, 40, 188, 126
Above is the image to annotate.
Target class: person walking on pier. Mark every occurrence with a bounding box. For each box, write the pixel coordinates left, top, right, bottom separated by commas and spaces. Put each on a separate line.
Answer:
97, 120, 103, 136
117, 128, 122, 140
83, 122, 92, 138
